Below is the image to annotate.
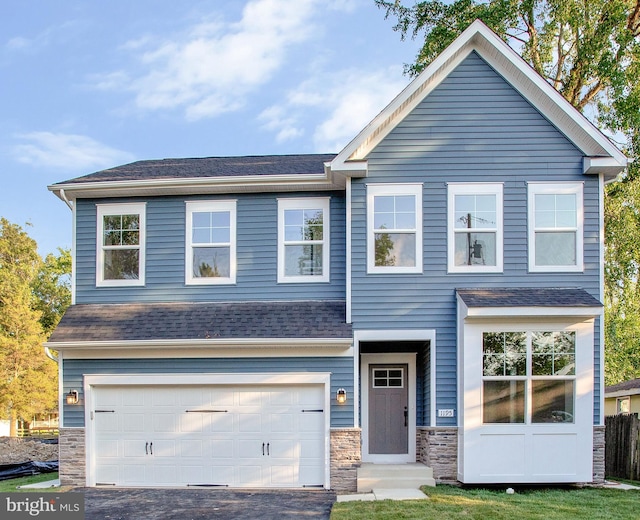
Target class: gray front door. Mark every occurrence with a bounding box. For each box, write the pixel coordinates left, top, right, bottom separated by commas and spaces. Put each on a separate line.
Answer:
368, 364, 409, 454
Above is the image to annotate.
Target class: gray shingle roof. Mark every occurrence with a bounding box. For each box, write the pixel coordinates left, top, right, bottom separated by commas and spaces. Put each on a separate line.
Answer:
48, 300, 351, 343
53, 154, 337, 185
605, 378, 640, 394
456, 288, 602, 308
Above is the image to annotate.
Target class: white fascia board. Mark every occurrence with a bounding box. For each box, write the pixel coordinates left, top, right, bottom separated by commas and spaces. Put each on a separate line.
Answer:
45, 337, 353, 351
328, 20, 626, 175
605, 389, 640, 398
48, 173, 343, 201
583, 157, 626, 178
462, 306, 603, 319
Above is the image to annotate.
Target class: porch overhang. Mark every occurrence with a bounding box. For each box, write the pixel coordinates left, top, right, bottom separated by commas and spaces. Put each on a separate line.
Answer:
456, 287, 603, 320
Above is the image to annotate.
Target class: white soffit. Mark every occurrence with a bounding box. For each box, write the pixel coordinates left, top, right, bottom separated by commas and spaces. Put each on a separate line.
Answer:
329, 19, 627, 175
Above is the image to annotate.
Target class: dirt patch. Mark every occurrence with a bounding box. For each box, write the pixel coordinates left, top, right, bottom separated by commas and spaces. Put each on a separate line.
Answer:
0, 437, 58, 464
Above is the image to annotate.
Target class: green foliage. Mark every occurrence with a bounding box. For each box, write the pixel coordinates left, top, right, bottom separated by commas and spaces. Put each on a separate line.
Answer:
0, 218, 66, 433
33, 248, 71, 336
376, 0, 640, 384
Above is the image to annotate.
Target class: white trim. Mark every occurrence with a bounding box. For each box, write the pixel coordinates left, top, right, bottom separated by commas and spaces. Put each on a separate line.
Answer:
361, 353, 417, 463
366, 183, 423, 274
57, 345, 353, 360
58, 352, 65, 427
71, 202, 76, 304
346, 178, 352, 323
185, 200, 237, 285
462, 306, 602, 319
447, 183, 504, 273
528, 182, 584, 272
606, 388, 640, 398
83, 372, 332, 488
277, 197, 330, 283
96, 202, 146, 287
329, 20, 626, 175
598, 174, 605, 425
46, 337, 353, 352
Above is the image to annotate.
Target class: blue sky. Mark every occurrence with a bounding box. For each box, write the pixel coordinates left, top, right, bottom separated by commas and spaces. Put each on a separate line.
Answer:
1, 0, 422, 256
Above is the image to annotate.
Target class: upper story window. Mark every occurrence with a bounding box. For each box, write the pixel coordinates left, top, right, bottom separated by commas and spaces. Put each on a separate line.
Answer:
277, 198, 330, 283
528, 183, 583, 272
96, 203, 145, 287
447, 183, 503, 273
367, 184, 423, 274
186, 200, 236, 285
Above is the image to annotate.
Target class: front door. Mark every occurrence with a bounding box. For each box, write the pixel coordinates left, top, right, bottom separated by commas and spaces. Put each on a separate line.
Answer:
368, 364, 408, 454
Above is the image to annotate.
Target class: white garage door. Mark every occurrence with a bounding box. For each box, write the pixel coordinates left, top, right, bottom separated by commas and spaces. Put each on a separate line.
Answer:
92, 384, 326, 488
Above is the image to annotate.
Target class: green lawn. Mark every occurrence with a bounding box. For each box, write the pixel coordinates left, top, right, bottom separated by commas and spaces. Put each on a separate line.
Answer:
0, 472, 59, 492
331, 485, 640, 520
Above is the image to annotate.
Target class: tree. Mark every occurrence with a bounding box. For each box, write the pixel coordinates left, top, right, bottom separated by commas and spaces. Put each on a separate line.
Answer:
0, 219, 58, 436
375, 0, 640, 383
33, 248, 72, 336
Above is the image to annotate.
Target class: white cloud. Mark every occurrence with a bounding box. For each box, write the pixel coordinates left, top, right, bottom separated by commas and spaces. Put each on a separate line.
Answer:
261, 66, 409, 152
12, 132, 134, 171
94, 0, 321, 120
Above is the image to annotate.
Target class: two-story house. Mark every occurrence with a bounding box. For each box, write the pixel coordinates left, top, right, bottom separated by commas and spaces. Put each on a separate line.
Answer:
47, 21, 626, 491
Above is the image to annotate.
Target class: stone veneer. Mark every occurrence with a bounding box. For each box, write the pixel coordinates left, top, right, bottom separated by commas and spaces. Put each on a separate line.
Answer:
593, 425, 605, 484
59, 428, 86, 487
417, 427, 458, 483
330, 428, 361, 492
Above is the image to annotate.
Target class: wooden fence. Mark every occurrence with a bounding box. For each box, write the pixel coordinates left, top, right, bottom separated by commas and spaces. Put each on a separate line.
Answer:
605, 414, 640, 481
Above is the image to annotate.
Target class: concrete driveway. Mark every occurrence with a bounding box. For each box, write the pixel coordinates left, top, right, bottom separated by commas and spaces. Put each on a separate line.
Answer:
79, 487, 336, 520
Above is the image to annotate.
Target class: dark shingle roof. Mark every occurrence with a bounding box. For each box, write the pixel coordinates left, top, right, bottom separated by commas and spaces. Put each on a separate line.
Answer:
456, 288, 602, 308
53, 154, 336, 185
48, 300, 351, 343
605, 378, 640, 394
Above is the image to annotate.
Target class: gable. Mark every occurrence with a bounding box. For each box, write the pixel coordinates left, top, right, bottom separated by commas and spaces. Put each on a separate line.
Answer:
329, 20, 626, 179
371, 52, 581, 166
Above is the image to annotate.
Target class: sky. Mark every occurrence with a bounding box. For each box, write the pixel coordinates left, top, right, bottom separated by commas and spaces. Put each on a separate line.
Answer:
1, 0, 423, 256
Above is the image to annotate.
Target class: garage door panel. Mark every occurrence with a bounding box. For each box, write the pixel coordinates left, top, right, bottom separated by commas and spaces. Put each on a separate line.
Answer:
238, 413, 262, 433
93, 383, 326, 488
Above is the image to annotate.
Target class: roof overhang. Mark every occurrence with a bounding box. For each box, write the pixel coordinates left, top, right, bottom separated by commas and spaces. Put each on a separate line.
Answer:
45, 337, 353, 351
459, 303, 602, 320
328, 20, 627, 179
605, 388, 640, 399
49, 166, 346, 202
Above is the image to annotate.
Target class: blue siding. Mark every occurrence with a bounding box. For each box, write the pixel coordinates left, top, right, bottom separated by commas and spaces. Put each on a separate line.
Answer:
62, 356, 354, 428
350, 52, 602, 425
75, 192, 346, 303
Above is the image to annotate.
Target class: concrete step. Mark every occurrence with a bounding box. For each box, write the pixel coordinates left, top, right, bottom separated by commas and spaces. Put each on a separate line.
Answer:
357, 463, 436, 492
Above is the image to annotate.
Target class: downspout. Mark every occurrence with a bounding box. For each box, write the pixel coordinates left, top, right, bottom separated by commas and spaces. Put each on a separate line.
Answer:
59, 189, 73, 210
44, 346, 59, 363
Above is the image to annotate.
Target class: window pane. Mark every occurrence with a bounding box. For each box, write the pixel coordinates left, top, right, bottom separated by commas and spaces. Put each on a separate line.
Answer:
121, 214, 139, 231
531, 380, 574, 423
103, 215, 121, 232
483, 332, 526, 376
483, 354, 503, 376
103, 230, 121, 246
454, 232, 496, 266
284, 245, 323, 276
121, 230, 139, 246
285, 209, 323, 241
192, 211, 230, 245
374, 196, 395, 213
535, 232, 576, 265
104, 249, 139, 280
210, 227, 230, 243
374, 195, 415, 230
532, 331, 576, 375
483, 380, 525, 423
192, 228, 210, 244
303, 210, 323, 240
192, 247, 230, 278
455, 194, 496, 229
374, 233, 416, 267
535, 194, 576, 228
192, 212, 211, 228
483, 333, 505, 354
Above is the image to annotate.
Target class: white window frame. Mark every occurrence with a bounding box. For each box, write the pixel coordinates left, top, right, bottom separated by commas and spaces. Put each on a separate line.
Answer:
447, 183, 503, 273
96, 203, 146, 287
185, 200, 237, 285
528, 182, 583, 272
367, 183, 423, 274
277, 197, 330, 283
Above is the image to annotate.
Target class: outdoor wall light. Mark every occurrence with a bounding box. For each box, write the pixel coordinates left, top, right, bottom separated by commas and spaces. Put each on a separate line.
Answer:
66, 390, 79, 405
336, 388, 347, 404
